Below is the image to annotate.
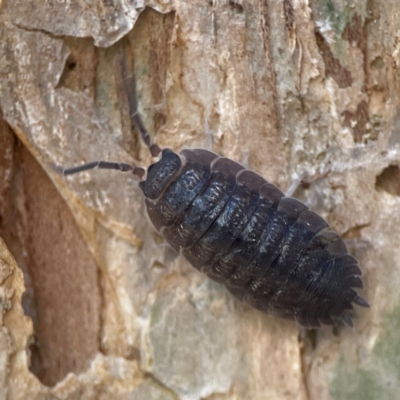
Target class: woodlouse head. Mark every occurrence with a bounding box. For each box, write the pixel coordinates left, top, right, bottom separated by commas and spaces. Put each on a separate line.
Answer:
139, 149, 182, 199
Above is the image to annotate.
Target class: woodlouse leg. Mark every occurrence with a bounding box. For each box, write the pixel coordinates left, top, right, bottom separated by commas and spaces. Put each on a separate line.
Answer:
285, 170, 330, 197
203, 112, 214, 152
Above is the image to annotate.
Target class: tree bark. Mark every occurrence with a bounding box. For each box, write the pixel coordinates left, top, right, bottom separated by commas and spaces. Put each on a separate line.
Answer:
0, 0, 398, 399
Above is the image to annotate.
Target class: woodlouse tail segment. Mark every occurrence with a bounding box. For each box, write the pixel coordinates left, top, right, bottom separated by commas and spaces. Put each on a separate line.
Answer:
340, 312, 354, 328
119, 56, 162, 158
54, 161, 146, 179
353, 295, 370, 308
339, 294, 370, 328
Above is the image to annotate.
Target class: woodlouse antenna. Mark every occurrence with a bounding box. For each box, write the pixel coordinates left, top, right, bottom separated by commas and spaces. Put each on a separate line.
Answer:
120, 57, 162, 158
55, 161, 145, 179
54, 54, 163, 180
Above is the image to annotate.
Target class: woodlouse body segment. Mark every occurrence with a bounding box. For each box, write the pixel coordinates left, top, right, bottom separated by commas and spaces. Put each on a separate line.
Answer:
59, 70, 369, 329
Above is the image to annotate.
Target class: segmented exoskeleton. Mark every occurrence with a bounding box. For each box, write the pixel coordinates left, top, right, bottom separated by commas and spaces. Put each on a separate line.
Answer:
59, 63, 369, 329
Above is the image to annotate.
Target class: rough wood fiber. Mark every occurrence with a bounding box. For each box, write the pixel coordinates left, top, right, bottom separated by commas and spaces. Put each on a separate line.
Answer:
0, 0, 398, 399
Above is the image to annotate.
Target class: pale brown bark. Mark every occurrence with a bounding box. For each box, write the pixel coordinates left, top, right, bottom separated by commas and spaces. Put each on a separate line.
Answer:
0, 1, 398, 399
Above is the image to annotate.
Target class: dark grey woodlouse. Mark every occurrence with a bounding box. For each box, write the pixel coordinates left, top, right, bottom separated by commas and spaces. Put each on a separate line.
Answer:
59, 70, 369, 329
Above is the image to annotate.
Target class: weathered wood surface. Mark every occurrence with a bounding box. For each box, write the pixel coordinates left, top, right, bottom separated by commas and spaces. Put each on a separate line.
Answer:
0, 1, 398, 399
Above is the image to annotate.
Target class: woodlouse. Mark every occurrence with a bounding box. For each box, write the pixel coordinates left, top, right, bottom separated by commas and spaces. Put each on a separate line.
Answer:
59, 67, 369, 329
